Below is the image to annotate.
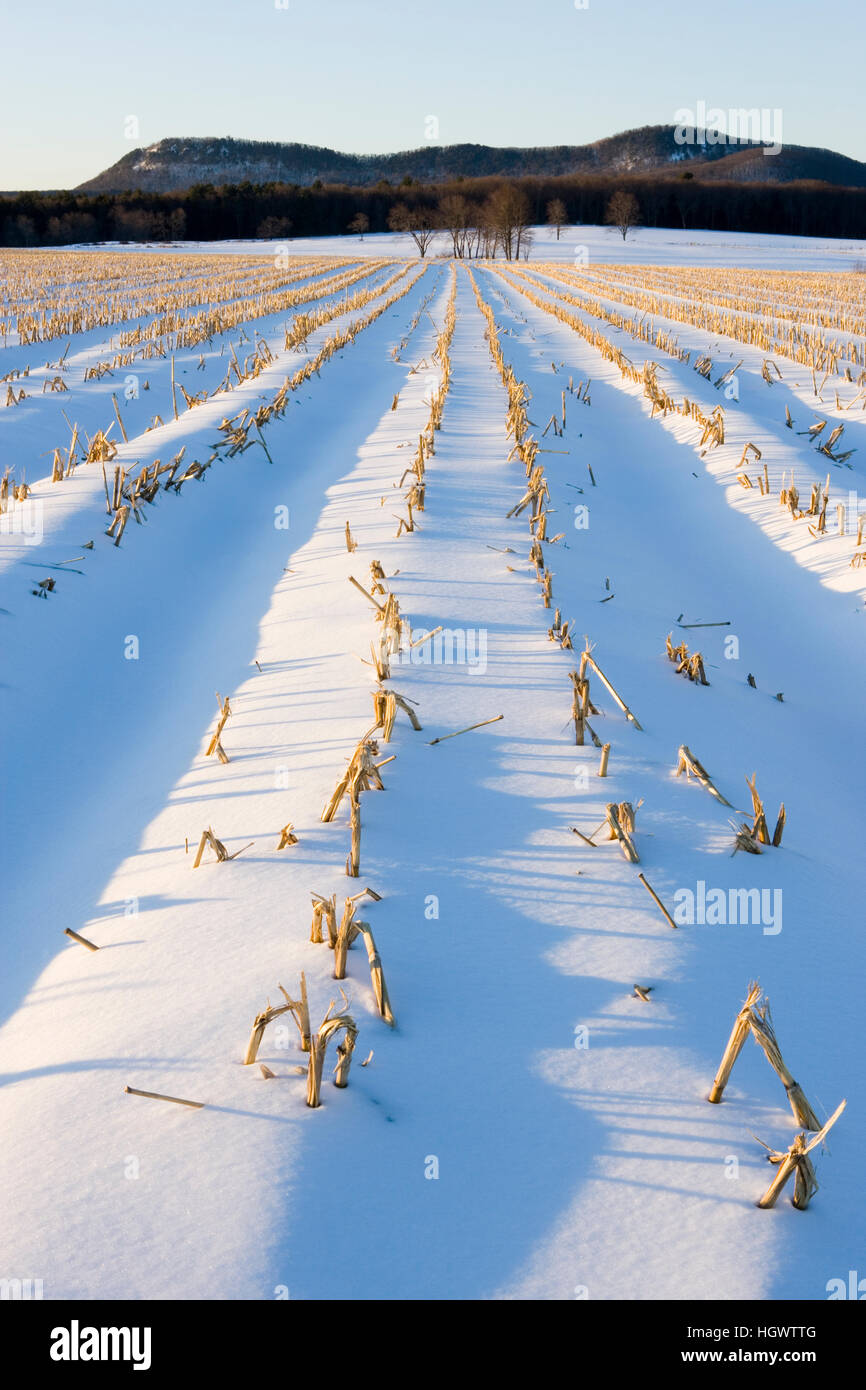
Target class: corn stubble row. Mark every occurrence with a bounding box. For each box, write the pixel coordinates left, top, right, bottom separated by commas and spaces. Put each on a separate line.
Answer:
1, 260, 393, 399
0, 250, 347, 345
552, 262, 866, 372
499, 265, 727, 448
497, 266, 865, 571
582, 261, 866, 343
46, 260, 444, 1113
468, 265, 844, 1209
243, 266, 458, 1105
2, 263, 429, 541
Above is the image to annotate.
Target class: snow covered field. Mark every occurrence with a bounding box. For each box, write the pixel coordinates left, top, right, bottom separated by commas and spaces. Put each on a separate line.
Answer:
1, 230, 863, 1301
68, 222, 866, 270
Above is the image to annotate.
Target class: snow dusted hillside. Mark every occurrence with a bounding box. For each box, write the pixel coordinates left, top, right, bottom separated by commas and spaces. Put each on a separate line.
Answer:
0, 229, 863, 1301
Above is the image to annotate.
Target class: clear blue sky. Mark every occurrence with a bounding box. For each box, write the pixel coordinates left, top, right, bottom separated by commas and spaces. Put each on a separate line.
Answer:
3, 0, 862, 189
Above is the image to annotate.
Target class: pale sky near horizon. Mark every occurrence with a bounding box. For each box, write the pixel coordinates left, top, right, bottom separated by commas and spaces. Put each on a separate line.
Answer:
2, 0, 863, 189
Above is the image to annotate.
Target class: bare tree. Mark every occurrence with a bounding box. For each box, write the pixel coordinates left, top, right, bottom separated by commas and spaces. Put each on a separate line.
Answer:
605, 190, 641, 241
470, 202, 497, 259
257, 216, 292, 239
546, 198, 568, 241
438, 193, 472, 258
485, 185, 532, 261
484, 208, 500, 259
348, 212, 370, 240
387, 202, 438, 258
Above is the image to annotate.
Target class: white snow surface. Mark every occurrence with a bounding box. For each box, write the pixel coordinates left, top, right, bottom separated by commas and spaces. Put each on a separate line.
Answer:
67, 222, 866, 270
0, 232, 863, 1301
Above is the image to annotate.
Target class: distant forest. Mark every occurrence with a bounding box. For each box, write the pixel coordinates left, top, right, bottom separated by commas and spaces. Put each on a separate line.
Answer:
2, 172, 863, 247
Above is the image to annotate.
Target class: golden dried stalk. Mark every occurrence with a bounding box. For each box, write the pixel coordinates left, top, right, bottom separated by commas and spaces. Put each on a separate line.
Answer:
347, 794, 361, 878
354, 922, 395, 1027
732, 821, 764, 856
334, 898, 361, 980
311, 893, 338, 947
192, 827, 229, 867
708, 982, 763, 1103
206, 694, 231, 758
370, 638, 390, 682
348, 574, 385, 613
666, 633, 710, 685
428, 714, 504, 745
124, 1086, 204, 1109
756, 1101, 845, 1210
757, 1135, 810, 1210
748, 1001, 821, 1130
605, 802, 640, 862
64, 926, 99, 952
585, 652, 643, 729
321, 735, 383, 822
637, 873, 677, 930
307, 1005, 358, 1106
746, 772, 771, 843
244, 977, 310, 1064
372, 687, 422, 742
276, 822, 298, 850
676, 745, 732, 806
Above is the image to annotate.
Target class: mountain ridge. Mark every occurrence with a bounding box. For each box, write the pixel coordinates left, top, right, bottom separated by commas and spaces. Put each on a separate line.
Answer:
76, 126, 866, 194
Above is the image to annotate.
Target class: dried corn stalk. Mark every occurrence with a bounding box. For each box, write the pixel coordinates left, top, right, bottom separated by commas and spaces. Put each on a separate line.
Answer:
192, 827, 229, 867
347, 793, 361, 878
676, 745, 732, 806
321, 734, 385, 822
748, 1000, 821, 1130
310, 893, 338, 947
584, 645, 643, 729
665, 633, 709, 686
244, 976, 310, 1064
708, 982, 821, 1131
192, 827, 252, 866
372, 687, 422, 742
307, 1003, 358, 1106
756, 1101, 845, 1210
206, 693, 231, 758
708, 982, 763, 1103
605, 801, 640, 862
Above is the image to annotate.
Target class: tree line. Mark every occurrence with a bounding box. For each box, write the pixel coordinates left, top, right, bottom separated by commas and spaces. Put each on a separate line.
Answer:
2, 171, 863, 247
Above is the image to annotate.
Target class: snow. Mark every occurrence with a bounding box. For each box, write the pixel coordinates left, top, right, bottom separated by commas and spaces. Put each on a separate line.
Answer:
67, 221, 866, 271
0, 231, 862, 1300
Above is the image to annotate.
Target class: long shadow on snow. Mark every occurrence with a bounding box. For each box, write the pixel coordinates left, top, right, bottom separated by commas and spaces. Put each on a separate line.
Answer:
0, 270, 437, 1035
276, 719, 612, 1301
